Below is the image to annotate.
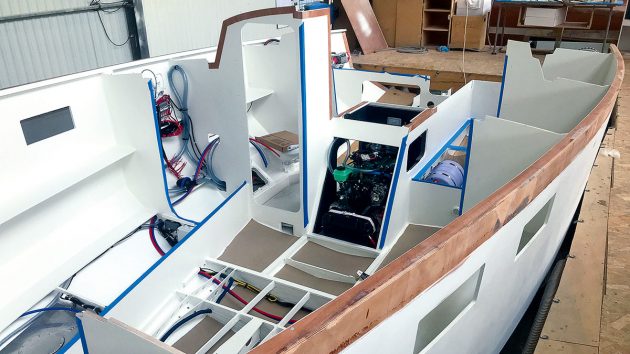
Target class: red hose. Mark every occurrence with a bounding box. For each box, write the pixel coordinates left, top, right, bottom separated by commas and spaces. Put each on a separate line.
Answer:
198, 270, 296, 324
249, 138, 280, 157
149, 216, 166, 256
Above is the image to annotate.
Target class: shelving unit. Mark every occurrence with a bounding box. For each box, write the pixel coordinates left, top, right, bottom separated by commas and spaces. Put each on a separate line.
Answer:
422, 0, 456, 47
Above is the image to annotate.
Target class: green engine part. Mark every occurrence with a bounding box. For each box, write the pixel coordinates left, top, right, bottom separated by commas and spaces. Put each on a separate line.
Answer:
333, 167, 353, 182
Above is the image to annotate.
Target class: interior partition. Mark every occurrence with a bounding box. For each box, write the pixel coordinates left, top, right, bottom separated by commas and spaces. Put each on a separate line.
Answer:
499, 40, 609, 134
0, 73, 168, 332
461, 116, 564, 213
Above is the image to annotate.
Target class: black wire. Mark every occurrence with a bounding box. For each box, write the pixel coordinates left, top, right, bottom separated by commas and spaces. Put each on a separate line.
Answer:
94, 2, 132, 47
75, 219, 152, 273
169, 97, 204, 160
160, 309, 213, 342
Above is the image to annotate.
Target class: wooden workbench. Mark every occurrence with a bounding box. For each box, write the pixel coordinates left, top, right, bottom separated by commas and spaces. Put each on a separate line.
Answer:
352, 47, 506, 91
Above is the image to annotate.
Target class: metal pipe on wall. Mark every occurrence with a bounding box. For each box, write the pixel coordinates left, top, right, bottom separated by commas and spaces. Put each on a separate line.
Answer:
0, 1, 131, 24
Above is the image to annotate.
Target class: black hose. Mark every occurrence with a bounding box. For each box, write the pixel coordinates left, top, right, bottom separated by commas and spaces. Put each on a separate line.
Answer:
522, 258, 566, 354
159, 308, 213, 342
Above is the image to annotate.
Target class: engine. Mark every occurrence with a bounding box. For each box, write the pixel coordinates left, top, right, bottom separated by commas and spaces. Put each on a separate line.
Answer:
317, 139, 398, 248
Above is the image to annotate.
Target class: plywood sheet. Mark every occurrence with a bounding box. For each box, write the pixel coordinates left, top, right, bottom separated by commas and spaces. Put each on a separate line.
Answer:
538, 131, 614, 347
450, 15, 487, 50
536, 340, 598, 354
372, 0, 397, 46
395, 0, 423, 47
291, 242, 374, 275
599, 67, 630, 354
274, 265, 353, 296
218, 285, 310, 324
218, 220, 298, 272
379, 224, 440, 269
340, 0, 389, 53
173, 316, 235, 354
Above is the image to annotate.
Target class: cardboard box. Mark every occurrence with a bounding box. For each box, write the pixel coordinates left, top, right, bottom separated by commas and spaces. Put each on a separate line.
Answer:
523, 7, 567, 27
450, 15, 487, 50
257, 131, 299, 153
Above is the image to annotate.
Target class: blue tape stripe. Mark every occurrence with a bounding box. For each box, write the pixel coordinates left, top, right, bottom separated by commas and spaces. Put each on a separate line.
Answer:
299, 24, 309, 228
378, 135, 408, 249
75, 317, 89, 354
412, 119, 472, 182
148, 81, 200, 225
101, 180, 247, 315
497, 55, 508, 117
459, 120, 475, 215
446, 145, 467, 152
333, 67, 430, 81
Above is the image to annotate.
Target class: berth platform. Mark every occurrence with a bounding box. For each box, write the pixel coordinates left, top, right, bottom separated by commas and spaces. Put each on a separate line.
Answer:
534, 57, 630, 354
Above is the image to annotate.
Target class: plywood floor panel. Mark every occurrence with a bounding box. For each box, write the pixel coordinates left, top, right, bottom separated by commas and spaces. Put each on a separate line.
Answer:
599, 61, 630, 353
218, 220, 298, 272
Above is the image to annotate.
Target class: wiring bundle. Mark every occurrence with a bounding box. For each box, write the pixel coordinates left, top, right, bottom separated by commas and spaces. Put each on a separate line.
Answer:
155, 65, 227, 208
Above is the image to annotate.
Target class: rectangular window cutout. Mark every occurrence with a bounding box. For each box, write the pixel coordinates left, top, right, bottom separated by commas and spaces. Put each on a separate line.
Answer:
414, 265, 484, 353
407, 131, 427, 172
20, 107, 74, 145
517, 196, 555, 254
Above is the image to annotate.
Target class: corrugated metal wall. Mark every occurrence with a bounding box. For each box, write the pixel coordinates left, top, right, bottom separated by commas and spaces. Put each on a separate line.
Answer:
141, 0, 276, 57
0, 0, 133, 89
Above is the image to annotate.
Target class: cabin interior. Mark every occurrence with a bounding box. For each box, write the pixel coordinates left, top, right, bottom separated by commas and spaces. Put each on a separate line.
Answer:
0, 5, 620, 354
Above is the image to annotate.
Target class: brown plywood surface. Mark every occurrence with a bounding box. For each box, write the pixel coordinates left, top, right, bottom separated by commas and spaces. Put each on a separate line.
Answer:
353, 48, 505, 91
372, 0, 397, 46
379, 224, 440, 269
340, 0, 389, 53
218, 285, 310, 324
535, 340, 598, 354
395, 0, 423, 47
291, 241, 374, 275
173, 316, 235, 354
537, 130, 614, 349
450, 15, 488, 50
274, 265, 353, 296
218, 220, 297, 272
599, 61, 630, 354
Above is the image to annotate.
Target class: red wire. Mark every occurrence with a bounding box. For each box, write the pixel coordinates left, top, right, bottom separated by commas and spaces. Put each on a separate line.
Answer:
249, 138, 280, 157
149, 216, 165, 256
198, 270, 297, 324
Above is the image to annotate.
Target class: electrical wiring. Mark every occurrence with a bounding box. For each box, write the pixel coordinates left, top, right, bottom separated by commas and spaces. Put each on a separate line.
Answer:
159, 309, 213, 342
198, 270, 299, 324
20, 307, 81, 318
167, 65, 226, 191
249, 140, 269, 168
90, 0, 132, 47
250, 138, 280, 157
148, 216, 166, 256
